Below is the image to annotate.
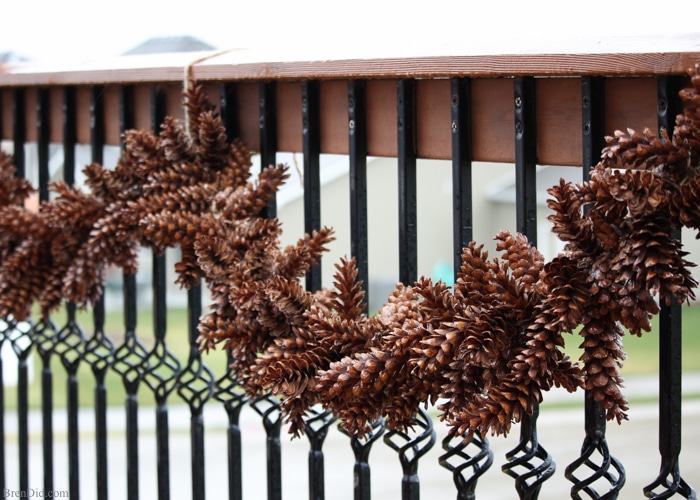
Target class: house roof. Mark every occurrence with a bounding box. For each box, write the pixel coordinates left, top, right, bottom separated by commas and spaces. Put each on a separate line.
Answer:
122, 36, 216, 55
0, 51, 28, 63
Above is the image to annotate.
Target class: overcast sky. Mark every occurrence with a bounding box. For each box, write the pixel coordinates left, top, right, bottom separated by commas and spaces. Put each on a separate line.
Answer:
3, 0, 699, 63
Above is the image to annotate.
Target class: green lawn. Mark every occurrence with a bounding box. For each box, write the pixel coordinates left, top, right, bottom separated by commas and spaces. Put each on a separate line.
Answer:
563, 303, 700, 376
3, 302, 700, 410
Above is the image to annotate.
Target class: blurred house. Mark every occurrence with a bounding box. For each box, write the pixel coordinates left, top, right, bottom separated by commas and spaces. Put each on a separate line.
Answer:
122, 35, 215, 55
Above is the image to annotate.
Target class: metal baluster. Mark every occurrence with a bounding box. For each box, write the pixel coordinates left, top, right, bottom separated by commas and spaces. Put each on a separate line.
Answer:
140, 251, 181, 500
176, 284, 215, 500
388, 81, 436, 500
112, 271, 149, 500
348, 80, 369, 309
216, 81, 248, 500
643, 75, 697, 500
110, 84, 150, 500
53, 86, 87, 499
256, 81, 284, 500
260, 82, 278, 219
214, 350, 247, 500
565, 76, 625, 499
440, 76, 494, 500
81, 85, 114, 500
347, 79, 383, 500
137, 86, 181, 500
251, 394, 283, 500
501, 76, 555, 499
10, 87, 31, 494
339, 418, 386, 500
306, 408, 335, 500
57, 303, 86, 499
302, 80, 322, 292
13, 88, 25, 178
301, 80, 334, 500
29, 86, 58, 495
397, 79, 417, 286
8, 319, 32, 495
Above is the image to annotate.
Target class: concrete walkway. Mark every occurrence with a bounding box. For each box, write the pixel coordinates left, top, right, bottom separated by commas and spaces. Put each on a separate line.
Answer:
3, 374, 700, 499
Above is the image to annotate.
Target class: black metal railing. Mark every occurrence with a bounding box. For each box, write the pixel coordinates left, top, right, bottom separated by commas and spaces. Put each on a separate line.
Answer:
0, 52, 698, 500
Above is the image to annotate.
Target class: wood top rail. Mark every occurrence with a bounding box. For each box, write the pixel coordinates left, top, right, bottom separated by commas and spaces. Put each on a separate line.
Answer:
1, 34, 699, 86
1, 34, 699, 166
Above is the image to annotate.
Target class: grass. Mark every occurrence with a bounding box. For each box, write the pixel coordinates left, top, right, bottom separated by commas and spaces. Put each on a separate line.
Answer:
2, 301, 700, 410
563, 302, 700, 376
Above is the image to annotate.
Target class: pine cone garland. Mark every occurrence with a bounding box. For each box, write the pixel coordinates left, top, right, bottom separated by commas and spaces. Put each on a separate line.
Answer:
3, 66, 700, 444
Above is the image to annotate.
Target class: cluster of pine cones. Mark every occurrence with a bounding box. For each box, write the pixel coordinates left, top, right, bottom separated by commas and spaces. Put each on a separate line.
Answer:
1, 65, 700, 442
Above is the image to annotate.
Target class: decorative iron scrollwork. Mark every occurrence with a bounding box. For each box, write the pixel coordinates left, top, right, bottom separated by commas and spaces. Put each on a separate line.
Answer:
502, 406, 555, 500
644, 459, 697, 499
439, 430, 494, 500
383, 408, 436, 499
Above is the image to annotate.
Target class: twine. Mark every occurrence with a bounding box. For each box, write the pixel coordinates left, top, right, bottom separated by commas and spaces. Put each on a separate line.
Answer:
183, 48, 238, 134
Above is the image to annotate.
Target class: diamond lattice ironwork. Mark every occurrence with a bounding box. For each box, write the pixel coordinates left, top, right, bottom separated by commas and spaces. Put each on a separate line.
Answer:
176, 345, 215, 413
140, 339, 181, 403
112, 332, 149, 393
54, 319, 86, 374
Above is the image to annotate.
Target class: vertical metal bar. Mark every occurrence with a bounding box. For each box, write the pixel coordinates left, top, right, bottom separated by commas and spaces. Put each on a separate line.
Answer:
16, 339, 30, 495
258, 81, 283, 500
656, 75, 683, 462
187, 285, 208, 500
642, 75, 696, 498
36, 87, 56, 497
397, 79, 417, 285
301, 80, 329, 500
260, 82, 278, 218
66, 375, 80, 500
450, 77, 473, 275
302, 81, 322, 293
514, 77, 538, 244
218, 83, 246, 500
151, 86, 173, 500
91, 87, 105, 165
503, 77, 555, 499
118, 85, 142, 500
92, 299, 109, 500
124, 278, 140, 500
63, 93, 82, 498
120, 85, 137, 337
13, 88, 25, 177
0, 334, 5, 495
566, 76, 626, 498
348, 80, 369, 309
441, 77, 495, 500
220, 82, 240, 141
89, 85, 110, 500
226, 398, 244, 500
12, 87, 30, 495
37, 88, 50, 202
64, 87, 76, 187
